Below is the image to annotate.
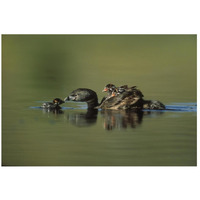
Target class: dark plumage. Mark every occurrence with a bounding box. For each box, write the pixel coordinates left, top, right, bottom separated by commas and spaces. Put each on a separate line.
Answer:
117, 85, 129, 94
99, 86, 145, 109
41, 98, 65, 110
64, 88, 99, 109
64, 87, 165, 110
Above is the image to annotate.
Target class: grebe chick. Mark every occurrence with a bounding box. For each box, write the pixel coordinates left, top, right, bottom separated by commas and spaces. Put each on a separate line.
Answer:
102, 84, 117, 97
41, 98, 64, 110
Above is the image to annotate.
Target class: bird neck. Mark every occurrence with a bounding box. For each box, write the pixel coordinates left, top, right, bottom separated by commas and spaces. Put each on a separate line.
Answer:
86, 97, 99, 109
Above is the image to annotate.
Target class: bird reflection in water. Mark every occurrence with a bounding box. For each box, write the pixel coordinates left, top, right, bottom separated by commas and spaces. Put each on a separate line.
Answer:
65, 109, 98, 127
40, 105, 164, 130
65, 109, 164, 130
42, 108, 64, 114
100, 110, 144, 130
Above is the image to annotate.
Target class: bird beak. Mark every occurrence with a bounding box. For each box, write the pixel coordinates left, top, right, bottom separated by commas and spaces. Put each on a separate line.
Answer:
102, 87, 108, 92
111, 92, 116, 97
64, 96, 70, 102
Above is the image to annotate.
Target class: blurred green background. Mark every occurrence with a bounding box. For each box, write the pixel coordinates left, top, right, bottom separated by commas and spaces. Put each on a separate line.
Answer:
2, 35, 197, 166
2, 35, 196, 103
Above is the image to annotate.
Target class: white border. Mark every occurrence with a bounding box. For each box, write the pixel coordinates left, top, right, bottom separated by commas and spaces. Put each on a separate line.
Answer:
0, 1, 199, 200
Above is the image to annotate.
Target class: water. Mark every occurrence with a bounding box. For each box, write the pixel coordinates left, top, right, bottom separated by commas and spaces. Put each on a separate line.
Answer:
2, 35, 197, 166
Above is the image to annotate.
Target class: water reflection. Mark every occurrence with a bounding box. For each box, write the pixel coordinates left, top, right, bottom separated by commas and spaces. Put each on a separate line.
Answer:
65, 109, 98, 127
42, 108, 64, 114
37, 102, 196, 130
101, 110, 144, 130
62, 109, 164, 130
38, 107, 165, 130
